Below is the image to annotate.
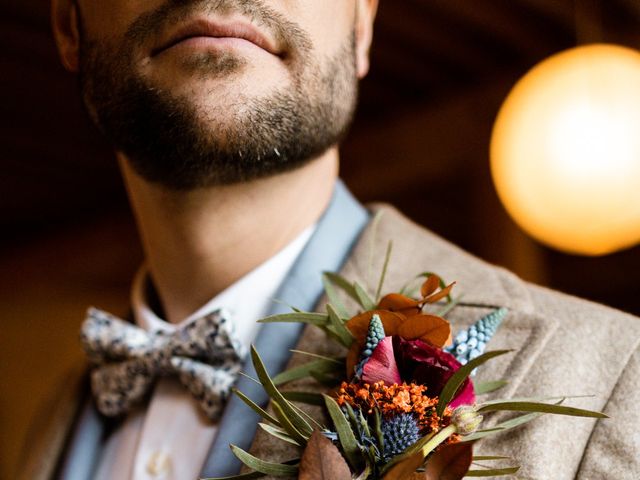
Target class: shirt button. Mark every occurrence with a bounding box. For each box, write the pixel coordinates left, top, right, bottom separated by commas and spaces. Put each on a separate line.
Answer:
146, 451, 171, 477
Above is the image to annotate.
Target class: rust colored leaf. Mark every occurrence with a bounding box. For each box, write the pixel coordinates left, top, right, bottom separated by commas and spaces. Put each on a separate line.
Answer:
420, 275, 441, 298
346, 310, 405, 342
383, 451, 425, 480
345, 310, 405, 374
423, 282, 456, 304
378, 293, 421, 316
397, 314, 452, 348
423, 442, 473, 480
299, 430, 352, 480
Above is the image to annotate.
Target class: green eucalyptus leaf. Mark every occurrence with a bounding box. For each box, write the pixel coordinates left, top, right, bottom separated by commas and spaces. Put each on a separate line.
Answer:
327, 304, 355, 348
232, 388, 280, 426
288, 400, 326, 431
250, 346, 313, 436
323, 394, 362, 470
374, 410, 384, 454
465, 466, 521, 476
366, 210, 385, 286
375, 241, 393, 302
344, 402, 359, 430
474, 380, 509, 395
324, 326, 355, 348
472, 456, 513, 461
480, 394, 592, 407
238, 372, 264, 387
258, 423, 302, 446
354, 282, 376, 311
309, 369, 343, 387
271, 401, 309, 446
289, 350, 344, 363
358, 409, 371, 438
229, 445, 299, 477
322, 273, 351, 319
437, 350, 513, 416
258, 312, 329, 327
323, 272, 360, 303
463, 412, 541, 442
478, 400, 608, 418
272, 359, 343, 386
282, 391, 326, 406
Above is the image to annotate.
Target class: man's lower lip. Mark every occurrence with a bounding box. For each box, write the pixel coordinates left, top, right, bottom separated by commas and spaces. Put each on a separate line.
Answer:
160, 36, 267, 55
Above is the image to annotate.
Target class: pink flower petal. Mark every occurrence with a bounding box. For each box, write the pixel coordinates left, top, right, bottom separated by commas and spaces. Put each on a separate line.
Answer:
394, 337, 475, 407
362, 337, 402, 385
448, 381, 476, 408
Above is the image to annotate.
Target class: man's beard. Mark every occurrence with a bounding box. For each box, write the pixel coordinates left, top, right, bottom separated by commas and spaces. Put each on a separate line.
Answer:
78, 0, 358, 190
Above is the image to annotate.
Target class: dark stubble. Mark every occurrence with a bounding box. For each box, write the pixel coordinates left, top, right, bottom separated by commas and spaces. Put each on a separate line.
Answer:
78, 0, 358, 190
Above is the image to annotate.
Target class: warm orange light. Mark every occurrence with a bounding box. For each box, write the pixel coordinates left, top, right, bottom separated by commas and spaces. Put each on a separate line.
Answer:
491, 44, 640, 255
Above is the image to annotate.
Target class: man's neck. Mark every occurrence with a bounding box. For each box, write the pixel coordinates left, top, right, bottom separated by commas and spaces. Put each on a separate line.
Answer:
119, 149, 339, 323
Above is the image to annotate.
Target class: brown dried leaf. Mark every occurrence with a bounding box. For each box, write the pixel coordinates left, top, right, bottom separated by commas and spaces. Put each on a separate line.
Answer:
378, 293, 422, 316
423, 282, 456, 304
397, 314, 452, 348
346, 310, 405, 341
420, 275, 441, 298
299, 430, 352, 480
383, 451, 425, 480
423, 442, 473, 480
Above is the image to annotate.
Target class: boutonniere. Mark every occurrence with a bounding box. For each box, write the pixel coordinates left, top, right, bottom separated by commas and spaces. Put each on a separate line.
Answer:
206, 245, 606, 480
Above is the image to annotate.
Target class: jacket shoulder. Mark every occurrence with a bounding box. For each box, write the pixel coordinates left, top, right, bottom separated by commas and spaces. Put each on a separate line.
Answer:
526, 280, 640, 330
367, 203, 640, 330
17, 363, 89, 480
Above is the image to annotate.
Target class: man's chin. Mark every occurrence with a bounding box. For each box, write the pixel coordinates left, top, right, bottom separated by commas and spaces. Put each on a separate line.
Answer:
142, 48, 289, 90
140, 71, 288, 111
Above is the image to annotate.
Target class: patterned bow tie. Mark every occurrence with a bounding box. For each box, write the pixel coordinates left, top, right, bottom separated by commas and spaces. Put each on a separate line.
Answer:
80, 307, 246, 421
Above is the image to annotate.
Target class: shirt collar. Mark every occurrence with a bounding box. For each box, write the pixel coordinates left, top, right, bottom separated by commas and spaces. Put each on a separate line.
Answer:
131, 224, 316, 347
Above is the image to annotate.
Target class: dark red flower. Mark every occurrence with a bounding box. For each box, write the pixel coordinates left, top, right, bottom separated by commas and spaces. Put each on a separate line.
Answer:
393, 336, 475, 408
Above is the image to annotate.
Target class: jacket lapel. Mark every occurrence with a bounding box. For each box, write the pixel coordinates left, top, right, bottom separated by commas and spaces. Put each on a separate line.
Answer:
201, 180, 370, 478
248, 205, 558, 468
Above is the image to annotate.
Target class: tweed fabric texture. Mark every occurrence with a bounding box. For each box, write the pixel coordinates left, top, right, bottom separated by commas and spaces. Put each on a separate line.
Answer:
248, 206, 640, 480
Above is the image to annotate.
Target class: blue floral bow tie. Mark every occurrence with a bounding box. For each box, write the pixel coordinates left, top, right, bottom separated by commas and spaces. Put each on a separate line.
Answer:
80, 307, 246, 421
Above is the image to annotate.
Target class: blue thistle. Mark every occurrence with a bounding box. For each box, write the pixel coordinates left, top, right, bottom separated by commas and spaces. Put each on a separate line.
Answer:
446, 307, 507, 370
381, 413, 420, 461
355, 314, 385, 377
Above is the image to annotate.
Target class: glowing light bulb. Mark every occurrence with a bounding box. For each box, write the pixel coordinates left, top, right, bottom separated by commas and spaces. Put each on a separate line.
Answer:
491, 44, 640, 255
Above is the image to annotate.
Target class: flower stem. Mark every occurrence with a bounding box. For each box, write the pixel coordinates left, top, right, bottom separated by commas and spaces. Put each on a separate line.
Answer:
419, 424, 458, 457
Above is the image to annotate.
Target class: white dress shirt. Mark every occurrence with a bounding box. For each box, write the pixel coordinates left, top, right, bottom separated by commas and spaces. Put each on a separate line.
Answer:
94, 225, 315, 480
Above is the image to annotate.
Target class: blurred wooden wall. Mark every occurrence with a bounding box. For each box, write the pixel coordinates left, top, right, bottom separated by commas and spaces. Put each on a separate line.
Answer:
2, 1, 640, 478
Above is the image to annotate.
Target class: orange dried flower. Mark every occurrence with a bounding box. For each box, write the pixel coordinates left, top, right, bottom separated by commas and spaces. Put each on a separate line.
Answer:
335, 380, 453, 435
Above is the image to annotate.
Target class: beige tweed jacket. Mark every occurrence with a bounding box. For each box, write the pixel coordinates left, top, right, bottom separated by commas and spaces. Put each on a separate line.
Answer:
20, 205, 640, 480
